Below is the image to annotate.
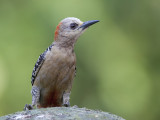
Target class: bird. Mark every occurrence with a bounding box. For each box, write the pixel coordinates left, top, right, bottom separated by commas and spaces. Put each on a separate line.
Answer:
24, 17, 99, 110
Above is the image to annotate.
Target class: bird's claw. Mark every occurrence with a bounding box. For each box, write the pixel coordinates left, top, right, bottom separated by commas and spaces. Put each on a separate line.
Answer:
63, 101, 70, 107
24, 104, 33, 111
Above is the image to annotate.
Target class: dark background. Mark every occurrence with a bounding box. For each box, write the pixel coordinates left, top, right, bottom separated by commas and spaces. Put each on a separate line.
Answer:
0, 0, 160, 120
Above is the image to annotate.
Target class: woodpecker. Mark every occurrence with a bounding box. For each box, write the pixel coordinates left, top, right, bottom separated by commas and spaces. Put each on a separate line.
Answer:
24, 17, 99, 110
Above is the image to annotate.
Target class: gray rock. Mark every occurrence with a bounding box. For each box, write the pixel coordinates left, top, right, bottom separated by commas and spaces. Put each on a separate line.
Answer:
0, 106, 125, 120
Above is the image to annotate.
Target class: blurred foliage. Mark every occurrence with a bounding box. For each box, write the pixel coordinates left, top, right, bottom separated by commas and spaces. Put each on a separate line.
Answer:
0, 0, 160, 120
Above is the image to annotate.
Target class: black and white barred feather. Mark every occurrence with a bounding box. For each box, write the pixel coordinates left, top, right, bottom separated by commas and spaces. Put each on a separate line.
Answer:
31, 44, 54, 85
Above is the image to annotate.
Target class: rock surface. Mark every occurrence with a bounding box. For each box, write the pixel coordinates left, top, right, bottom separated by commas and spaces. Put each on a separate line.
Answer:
0, 106, 125, 120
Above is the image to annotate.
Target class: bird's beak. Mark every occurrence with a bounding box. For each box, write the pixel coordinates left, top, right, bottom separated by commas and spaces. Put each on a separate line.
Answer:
79, 20, 99, 30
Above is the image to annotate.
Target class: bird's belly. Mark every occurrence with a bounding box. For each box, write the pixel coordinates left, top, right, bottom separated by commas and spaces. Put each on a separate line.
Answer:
38, 59, 74, 87
35, 57, 75, 107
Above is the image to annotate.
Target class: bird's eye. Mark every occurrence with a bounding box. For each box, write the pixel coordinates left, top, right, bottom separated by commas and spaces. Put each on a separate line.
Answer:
70, 23, 78, 30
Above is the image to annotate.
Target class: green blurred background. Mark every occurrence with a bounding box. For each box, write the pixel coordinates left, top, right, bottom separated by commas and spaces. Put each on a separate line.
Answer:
0, 0, 160, 120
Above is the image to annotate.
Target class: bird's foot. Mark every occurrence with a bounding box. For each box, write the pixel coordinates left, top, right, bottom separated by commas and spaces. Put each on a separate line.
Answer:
24, 104, 33, 111
63, 100, 70, 107
63, 92, 70, 107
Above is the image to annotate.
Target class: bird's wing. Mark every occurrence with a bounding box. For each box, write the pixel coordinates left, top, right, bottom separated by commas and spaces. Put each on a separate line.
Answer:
31, 44, 53, 85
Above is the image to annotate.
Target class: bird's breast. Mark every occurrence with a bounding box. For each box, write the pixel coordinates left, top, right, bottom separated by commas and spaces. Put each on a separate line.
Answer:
35, 47, 76, 89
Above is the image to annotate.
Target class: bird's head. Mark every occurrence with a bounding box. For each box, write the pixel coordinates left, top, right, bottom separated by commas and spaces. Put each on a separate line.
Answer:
54, 17, 99, 46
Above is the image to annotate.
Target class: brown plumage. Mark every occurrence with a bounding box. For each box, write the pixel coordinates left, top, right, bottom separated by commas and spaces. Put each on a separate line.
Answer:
34, 46, 76, 107
24, 17, 99, 110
